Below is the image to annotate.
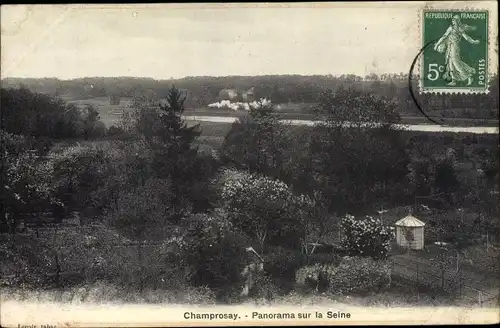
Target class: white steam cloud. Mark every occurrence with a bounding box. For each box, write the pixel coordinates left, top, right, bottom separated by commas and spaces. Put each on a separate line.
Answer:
207, 98, 272, 111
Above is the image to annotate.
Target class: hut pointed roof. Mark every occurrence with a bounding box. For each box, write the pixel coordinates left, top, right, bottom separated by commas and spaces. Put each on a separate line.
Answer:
395, 215, 425, 227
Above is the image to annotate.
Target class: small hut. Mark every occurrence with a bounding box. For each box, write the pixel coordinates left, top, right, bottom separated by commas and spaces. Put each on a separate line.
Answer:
395, 215, 425, 250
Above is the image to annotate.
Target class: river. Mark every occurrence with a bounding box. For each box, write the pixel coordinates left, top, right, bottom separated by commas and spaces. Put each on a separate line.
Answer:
183, 116, 499, 134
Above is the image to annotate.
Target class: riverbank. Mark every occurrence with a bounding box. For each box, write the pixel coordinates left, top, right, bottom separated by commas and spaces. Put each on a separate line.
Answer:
183, 116, 499, 134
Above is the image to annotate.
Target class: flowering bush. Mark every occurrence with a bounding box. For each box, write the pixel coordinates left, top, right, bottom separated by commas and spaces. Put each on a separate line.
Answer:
295, 256, 391, 295
219, 169, 304, 250
341, 214, 394, 259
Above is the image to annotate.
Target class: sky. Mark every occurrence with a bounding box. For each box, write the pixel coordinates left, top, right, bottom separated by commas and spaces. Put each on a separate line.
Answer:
1, 2, 498, 80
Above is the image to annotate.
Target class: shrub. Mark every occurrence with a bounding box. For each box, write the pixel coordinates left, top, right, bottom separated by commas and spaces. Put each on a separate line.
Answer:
341, 214, 394, 259
177, 211, 250, 300
295, 256, 391, 295
248, 273, 281, 301
107, 125, 126, 137
264, 248, 307, 292
295, 263, 325, 292
326, 256, 392, 295
89, 121, 107, 138
0, 234, 56, 287
307, 252, 341, 266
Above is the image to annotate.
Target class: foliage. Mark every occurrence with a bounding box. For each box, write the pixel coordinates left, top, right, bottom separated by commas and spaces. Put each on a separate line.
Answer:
130, 86, 209, 220
0, 234, 56, 287
304, 87, 409, 212
105, 178, 176, 241
340, 214, 394, 259
82, 105, 104, 140
176, 210, 250, 299
220, 169, 304, 250
51, 142, 112, 214
407, 144, 461, 206
264, 248, 307, 290
221, 99, 291, 177
1, 131, 61, 233
290, 192, 333, 257
264, 247, 341, 293
295, 256, 391, 295
0, 87, 104, 139
314, 86, 400, 125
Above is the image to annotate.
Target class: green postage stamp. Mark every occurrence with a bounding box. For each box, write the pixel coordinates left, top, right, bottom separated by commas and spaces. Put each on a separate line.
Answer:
421, 10, 489, 93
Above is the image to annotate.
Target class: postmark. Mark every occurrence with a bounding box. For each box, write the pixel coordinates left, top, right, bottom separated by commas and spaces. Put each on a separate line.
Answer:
420, 10, 490, 94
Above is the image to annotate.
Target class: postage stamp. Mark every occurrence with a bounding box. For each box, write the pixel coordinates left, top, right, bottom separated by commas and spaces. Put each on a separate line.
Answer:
421, 10, 490, 94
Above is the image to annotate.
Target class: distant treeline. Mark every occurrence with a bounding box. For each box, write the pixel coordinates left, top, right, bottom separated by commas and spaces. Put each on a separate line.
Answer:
2, 74, 499, 118
1, 87, 106, 140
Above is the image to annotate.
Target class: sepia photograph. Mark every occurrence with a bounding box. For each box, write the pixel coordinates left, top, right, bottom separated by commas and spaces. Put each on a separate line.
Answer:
1, 2, 499, 326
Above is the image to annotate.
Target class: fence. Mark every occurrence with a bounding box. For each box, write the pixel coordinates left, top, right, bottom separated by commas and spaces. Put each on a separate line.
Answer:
391, 256, 498, 306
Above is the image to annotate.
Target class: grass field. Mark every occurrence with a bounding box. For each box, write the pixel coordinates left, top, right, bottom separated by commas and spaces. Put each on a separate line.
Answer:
68, 97, 499, 128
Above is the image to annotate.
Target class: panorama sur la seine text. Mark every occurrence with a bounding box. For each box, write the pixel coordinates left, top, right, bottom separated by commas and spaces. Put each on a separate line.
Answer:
184, 311, 351, 320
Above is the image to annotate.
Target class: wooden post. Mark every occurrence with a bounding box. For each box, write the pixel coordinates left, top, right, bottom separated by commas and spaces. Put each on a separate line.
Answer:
459, 269, 463, 297
138, 242, 143, 294
55, 254, 61, 286
441, 268, 445, 290
416, 262, 420, 300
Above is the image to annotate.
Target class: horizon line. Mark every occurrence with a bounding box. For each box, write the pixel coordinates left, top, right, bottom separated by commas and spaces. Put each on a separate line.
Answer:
1, 73, 421, 82
3, 72, 498, 82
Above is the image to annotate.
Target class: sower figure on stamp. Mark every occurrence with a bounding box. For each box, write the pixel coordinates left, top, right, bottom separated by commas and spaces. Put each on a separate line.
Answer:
433, 15, 480, 86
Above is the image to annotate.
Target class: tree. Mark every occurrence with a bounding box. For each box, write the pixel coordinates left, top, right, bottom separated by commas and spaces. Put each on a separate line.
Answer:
433, 149, 460, 199
148, 86, 202, 219
306, 87, 406, 212
220, 170, 304, 252
221, 99, 290, 177
1, 87, 87, 139
109, 94, 121, 105
407, 145, 460, 208
291, 192, 332, 259
82, 105, 100, 140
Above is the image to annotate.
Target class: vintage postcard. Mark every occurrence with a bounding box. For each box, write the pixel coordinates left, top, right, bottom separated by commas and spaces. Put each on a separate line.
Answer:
1, 2, 498, 327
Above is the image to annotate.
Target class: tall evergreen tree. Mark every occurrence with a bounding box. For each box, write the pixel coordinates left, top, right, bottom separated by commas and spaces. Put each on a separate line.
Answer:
150, 86, 202, 218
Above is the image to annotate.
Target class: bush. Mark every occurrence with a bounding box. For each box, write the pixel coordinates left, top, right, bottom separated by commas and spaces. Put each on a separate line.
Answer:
0, 234, 56, 287
341, 214, 394, 259
177, 212, 250, 301
248, 273, 281, 301
326, 256, 392, 295
107, 125, 126, 137
307, 252, 342, 266
89, 121, 107, 138
295, 256, 391, 295
264, 248, 307, 292
295, 263, 329, 293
